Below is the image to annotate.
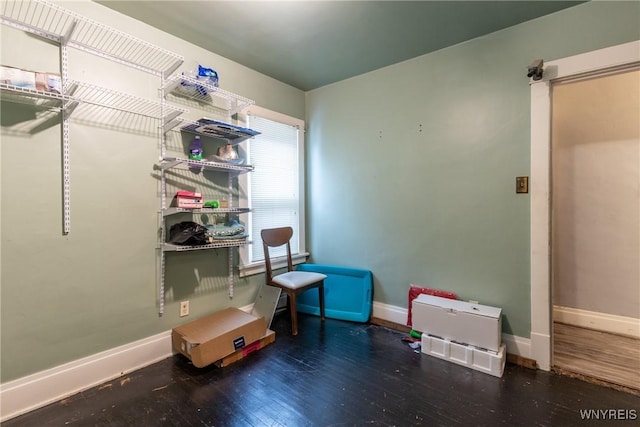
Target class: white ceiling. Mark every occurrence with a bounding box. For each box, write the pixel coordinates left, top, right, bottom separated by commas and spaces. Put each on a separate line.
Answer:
97, 1, 585, 91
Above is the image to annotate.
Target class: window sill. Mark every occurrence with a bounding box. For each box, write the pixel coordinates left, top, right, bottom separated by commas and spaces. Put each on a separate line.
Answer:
239, 252, 310, 278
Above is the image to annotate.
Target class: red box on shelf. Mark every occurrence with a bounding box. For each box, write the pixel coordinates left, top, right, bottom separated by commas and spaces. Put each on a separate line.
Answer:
175, 190, 203, 209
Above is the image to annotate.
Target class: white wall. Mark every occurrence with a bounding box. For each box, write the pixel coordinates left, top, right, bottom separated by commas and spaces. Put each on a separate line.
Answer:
552, 70, 640, 319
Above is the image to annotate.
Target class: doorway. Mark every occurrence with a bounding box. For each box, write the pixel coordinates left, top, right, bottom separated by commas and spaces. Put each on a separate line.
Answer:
550, 69, 639, 392
529, 40, 640, 374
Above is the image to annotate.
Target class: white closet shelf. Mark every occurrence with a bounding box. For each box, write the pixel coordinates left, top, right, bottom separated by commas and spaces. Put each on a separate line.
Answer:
66, 80, 186, 120
178, 117, 259, 144
160, 156, 254, 174
0, 82, 75, 109
165, 74, 254, 116
163, 241, 251, 252
163, 207, 251, 217
1, 81, 186, 120
0, 0, 183, 77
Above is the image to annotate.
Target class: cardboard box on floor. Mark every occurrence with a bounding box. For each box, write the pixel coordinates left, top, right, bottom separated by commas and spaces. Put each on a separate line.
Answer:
172, 307, 267, 368
215, 329, 275, 367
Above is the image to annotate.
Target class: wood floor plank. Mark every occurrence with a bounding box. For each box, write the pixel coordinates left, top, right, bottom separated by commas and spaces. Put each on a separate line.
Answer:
553, 322, 640, 391
4, 315, 639, 426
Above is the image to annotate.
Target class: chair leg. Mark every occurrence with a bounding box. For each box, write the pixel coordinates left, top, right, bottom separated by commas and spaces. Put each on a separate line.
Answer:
288, 291, 299, 336
318, 282, 325, 321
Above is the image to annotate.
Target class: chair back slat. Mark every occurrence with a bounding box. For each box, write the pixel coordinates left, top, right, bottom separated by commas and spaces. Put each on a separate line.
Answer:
261, 227, 295, 281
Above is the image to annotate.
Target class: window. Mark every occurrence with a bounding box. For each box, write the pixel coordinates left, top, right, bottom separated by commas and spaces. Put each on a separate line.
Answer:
238, 106, 307, 276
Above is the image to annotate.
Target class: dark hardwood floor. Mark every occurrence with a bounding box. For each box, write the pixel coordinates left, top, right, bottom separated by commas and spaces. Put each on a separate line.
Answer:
5, 313, 639, 426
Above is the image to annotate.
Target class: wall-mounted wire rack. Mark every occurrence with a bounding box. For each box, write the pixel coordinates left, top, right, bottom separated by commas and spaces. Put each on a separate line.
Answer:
163, 240, 251, 252
159, 157, 254, 175
178, 117, 260, 144
159, 135, 256, 304
164, 74, 254, 116
163, 207, 251, 217
0, 0, 183, 78
1, 80, 186, 121
2, 0, 258, 315
0, 82, 74, 109
66, 80, 186, 120
0, 0, 185, 237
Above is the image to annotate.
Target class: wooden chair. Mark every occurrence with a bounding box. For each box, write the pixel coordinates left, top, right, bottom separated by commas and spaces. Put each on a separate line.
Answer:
261, 227, 326, 335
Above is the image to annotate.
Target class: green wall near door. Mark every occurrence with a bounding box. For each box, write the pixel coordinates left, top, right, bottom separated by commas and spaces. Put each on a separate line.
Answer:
304, 0, 640, 338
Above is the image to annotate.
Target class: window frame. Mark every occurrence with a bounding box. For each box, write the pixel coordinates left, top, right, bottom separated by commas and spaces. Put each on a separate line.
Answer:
237, 105, 308, 277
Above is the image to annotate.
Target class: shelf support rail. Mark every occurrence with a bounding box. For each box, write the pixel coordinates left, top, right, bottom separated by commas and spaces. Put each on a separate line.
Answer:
60, 26, 71, 234
157, 211, 166, 316
228, 174, 234, 298
158, 73, 168, 316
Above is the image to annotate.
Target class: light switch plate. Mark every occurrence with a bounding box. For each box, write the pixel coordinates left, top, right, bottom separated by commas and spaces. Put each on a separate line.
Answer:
516, 176, 529, 193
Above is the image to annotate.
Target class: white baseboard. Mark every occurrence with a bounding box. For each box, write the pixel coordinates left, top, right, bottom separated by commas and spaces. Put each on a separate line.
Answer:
501, 333, 532, 360
372, 301, 532, 361
0, 304, 256, 423
372, 301, 409, 325
554, 305, 640, 338
0, 330, 173, 423
0, 302, 532, 422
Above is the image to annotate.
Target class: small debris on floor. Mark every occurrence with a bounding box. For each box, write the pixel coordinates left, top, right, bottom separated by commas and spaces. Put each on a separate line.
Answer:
401, 330, 422, 353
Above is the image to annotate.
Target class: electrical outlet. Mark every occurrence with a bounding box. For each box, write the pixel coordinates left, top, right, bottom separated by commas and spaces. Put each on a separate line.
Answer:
180, 301, 189, 317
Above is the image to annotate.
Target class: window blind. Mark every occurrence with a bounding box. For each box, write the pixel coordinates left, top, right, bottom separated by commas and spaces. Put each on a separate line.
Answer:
247, 115, 300, 262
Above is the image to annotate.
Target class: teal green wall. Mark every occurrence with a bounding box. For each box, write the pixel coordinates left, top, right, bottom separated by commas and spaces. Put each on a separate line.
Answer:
305, 1, 640, 338
0, 0, 304, 382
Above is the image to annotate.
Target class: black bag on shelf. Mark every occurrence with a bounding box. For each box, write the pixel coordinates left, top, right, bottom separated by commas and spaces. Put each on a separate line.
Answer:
168, 221, 208, 245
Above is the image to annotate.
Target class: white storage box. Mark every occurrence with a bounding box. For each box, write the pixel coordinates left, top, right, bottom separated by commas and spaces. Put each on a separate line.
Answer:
421, 334, 506, 377
411, 294, 502, 352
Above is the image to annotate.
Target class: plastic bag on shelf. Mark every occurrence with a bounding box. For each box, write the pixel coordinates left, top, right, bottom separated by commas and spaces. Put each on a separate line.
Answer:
168, 221, 208, 245
176, 65, 219, 97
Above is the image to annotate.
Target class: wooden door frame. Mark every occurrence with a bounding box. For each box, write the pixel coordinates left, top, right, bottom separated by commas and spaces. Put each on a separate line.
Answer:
529, 40, 640, 371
